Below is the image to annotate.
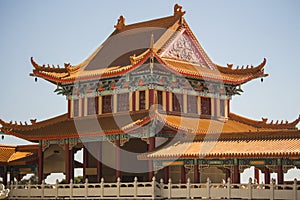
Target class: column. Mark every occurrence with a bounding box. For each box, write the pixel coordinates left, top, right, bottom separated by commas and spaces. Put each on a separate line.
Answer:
227, 99, 230, 116
68, 99, 71, 118
97, 142, 102, 181
131, 91, 136, 112
194, 164, 199, 183
115, 139, 121, 180
70, 148, 74, 181
2, 167, 7, 186
233, 159, 240, 184
65, 143, 70, 183
277, 165, 284, 184
148, 137, 155, 181
254, 168, 260, 183
38, 144, 44, 184
149, 89, 154, 108
83, 146, 88, 181
225, 168, 231, 182
264, 167, 270, 184
166, 91, 170, 112
181, 165, 186, 183
164, 166, 169, 184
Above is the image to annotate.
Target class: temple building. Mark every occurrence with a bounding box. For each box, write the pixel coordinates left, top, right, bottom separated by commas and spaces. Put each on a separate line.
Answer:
1, 4, 299, 186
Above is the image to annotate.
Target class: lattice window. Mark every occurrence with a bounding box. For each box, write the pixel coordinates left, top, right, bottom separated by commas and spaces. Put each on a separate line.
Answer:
172, 93, 183, 112
201, 97, 211, 116
73, 99, 79, 117
87, 97, 98, 115
187, 95, 197, 114
102, 95, 112, 113
139, 91, 146, 110
118, 93, 129, 112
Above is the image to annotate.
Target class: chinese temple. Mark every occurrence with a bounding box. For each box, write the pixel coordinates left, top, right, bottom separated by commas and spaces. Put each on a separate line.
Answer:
1, 4, 300, 187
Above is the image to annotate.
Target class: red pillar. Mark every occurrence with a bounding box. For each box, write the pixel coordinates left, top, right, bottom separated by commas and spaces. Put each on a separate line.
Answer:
65, 144, 70, 183
97, 142, 102, 181
194, 164, 199, 183
68, 99, 71, 118
132, 91, 136, 111
164, 166, 169, 184
181, 165, 186, 183
277, 165, 284, 184
70, 148, 74, 181
214, 98, 218, 117
264, 167, 270, 184
233, 165, 240, 184
148, 137, 155, 181
83, 146, 88, 181
38, 144, 44, 184
254, 168, 260, 183
149, 89, 154, 107
115, 139, 121, 180
166, 91, 170, 112
225, 168, 231, 182
227, 99, 230, 116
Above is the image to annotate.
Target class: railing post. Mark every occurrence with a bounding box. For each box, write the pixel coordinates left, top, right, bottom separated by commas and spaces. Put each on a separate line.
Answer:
248, 177, 252, 200
160, 178, 164, 198
152, 176, 156, 199
55, 179, 59, 198
70, 179, 73, 198
270, 178, 275, 200
206, 177, 211, 199
27, 180, 31, 198
100, 178, 104, 198
41, 180, 45, 198
168, 178, 172, 199
117, 177, 120, 198
134, 177, 138, 198
85, 178, 88, 198
227, 177, 231, 199
293, 178, 297, 200
186, 178, 191, 199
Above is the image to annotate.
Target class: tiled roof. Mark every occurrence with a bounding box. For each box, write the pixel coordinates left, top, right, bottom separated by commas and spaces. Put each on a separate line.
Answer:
0, 145, 38, 164
139, 138, 300, 159
0, 111, 151, 141
30, 5, 267, 85
1, 110, 298, 141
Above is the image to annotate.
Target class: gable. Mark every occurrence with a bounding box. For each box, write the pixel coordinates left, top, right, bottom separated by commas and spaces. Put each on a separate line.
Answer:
161, 30, 215, 70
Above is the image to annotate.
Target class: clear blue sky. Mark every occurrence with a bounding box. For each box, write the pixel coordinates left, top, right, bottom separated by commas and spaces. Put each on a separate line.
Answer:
0, 0, 299, 183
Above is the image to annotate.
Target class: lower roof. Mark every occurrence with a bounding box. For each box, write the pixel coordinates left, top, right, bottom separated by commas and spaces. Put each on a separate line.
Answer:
0, 144, 38, 165
138, 137, 300, 160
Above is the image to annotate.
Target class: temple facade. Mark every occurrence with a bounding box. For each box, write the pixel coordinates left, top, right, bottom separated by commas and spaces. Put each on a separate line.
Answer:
1, 4, 299, 186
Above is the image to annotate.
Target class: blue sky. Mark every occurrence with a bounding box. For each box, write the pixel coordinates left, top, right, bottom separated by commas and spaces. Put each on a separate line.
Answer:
0, 0, 299, 183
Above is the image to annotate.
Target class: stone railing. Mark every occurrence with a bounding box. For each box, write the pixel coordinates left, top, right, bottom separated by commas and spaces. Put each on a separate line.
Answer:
7, 177, 300, 199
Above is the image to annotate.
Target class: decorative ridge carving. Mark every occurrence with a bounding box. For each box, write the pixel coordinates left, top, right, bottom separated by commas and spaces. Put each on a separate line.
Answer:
229, 112, 299, 130
173, 4, 186, 18
130, 49, 150, 65
0, 114, 68, 131
114, 15, 125, 31
216, 58, 267, 75
31, 57, 68, 73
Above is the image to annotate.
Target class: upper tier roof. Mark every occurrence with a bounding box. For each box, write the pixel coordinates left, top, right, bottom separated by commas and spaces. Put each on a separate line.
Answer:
0, 144, 38, 165
30, 4, 267, 85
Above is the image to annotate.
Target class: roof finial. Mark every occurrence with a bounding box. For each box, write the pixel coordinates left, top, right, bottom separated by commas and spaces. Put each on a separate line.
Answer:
173, 4, 186, 18
114, 15, 125, 30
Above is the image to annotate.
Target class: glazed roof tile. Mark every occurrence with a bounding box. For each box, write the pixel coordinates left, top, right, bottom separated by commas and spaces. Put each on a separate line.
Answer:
139, 138, 300, 159
0, 144, 38, 164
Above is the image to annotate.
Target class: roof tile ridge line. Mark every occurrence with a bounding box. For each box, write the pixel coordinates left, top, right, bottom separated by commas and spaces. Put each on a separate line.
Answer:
1, 113, 69, 131
181, 18, 215, 69
122, 15, 176, 28
229, 112, 299, 129
31, 57, 68, 73
215, 58, 267, 75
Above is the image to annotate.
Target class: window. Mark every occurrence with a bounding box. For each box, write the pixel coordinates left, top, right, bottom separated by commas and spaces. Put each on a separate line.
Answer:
87, 97, 98, 115
139, 91, 146, 110
118, 93, 129, 112
102, 95, 112, 113
73, 99, 79, 117
172, 93, 183, 112
201, 97, 211, 115
157, 91, 163, 108
220, 99, 225, 117
187, 95, 197, 114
